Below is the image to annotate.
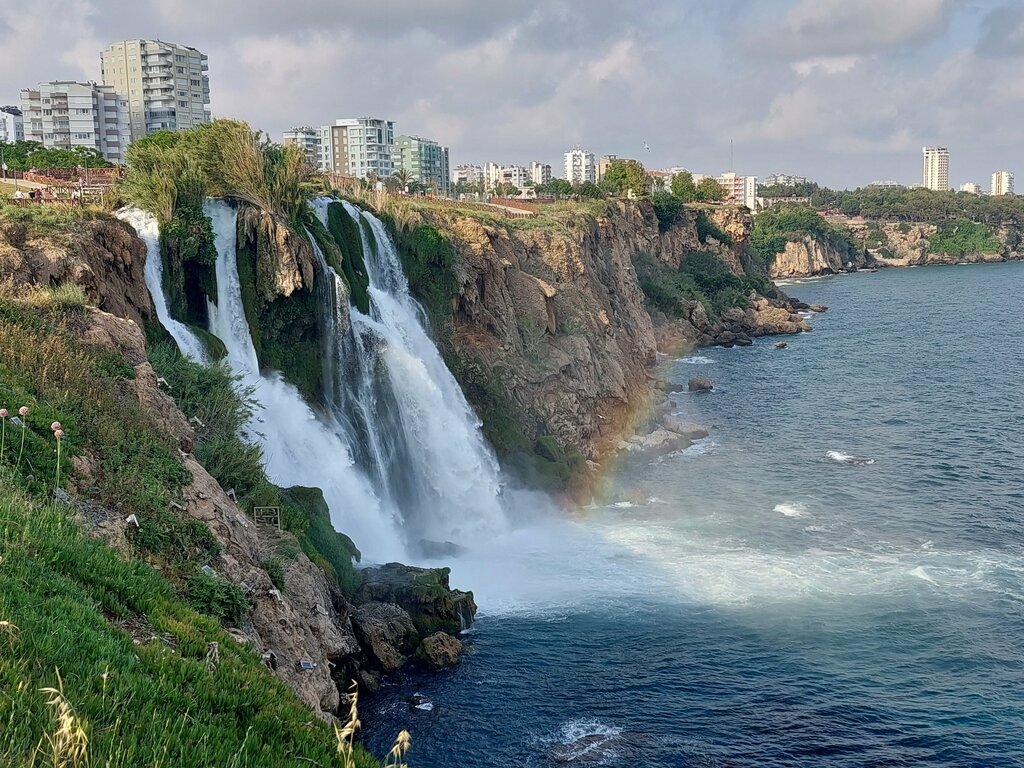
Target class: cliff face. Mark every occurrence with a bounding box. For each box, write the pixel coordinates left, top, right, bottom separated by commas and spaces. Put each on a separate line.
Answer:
770, 236, 857, 278
438, 201, 658, 462
0, 216, 153, 327
844, 218, 1023, 266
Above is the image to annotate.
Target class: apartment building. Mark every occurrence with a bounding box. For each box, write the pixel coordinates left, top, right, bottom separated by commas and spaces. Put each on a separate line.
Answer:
530, 161, 552, 186
959, 182, 983, 194
101, 39, 210, 141
714, 172, 757, 210
564, 146, 596, 184
452, 164, 484, 187
596, 154, 618, 181
922, 146, 949, 191
394, 134, 450, 195
991, 170, 1014, 196
318, 118, 394, 179
282, 126, 321, 166
763, 173, 807, 187
20, 81, 130, 163
0, 106, 24, 143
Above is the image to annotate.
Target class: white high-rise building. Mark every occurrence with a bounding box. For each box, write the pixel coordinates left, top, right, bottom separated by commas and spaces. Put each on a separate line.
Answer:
483, 162, 502, 191
922, 146, 949, 191
959, 182, 982, 194
20, 81, 130, 163
282, 127, 321, 166
318, 118, 394, 179
530, 161, 552, 186
991, 170, 1014, 196
564, 146, 595, 184
0, 106, 24, 143
101, 39, 210, 141
714, 172, 757, 210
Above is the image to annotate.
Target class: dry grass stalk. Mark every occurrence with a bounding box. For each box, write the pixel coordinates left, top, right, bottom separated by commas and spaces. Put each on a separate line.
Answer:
384, 730, 412, 768
334, 681, 362, 768
37, 669, 89, 768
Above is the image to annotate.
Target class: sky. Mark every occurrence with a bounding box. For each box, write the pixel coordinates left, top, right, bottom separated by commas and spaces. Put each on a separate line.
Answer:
2, 0, 1021, 189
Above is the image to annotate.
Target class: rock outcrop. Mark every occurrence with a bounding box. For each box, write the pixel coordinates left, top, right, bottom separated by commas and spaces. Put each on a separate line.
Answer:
236, 203, 316, 299
770, 236, 856, 278
0, 217, 153, 327
433, 201, 658, 462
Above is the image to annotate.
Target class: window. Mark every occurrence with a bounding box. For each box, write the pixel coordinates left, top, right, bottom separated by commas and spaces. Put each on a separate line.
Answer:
176, 67, 184, 73
178, 101, 188, 107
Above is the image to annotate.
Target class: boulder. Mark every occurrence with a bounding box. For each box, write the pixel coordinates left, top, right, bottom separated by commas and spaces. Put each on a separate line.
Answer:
688, 377, 713, 392
356, 563, 477, 635
350, 602, 419, 672
416, 632, 463, 670
773, 341, 788, 350
659, 415, 709, 440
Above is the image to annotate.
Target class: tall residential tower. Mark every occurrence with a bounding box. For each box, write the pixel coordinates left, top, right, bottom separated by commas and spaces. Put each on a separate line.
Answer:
101, 39, 210, 141
991, 171, 1015, 196
922, 146, 949, 191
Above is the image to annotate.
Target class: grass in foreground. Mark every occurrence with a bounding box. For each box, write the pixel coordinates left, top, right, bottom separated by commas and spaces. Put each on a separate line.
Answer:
0, 480, 380, 767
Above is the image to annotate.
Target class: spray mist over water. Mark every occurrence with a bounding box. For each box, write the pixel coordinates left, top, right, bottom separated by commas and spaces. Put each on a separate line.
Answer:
115, 207, 208, 363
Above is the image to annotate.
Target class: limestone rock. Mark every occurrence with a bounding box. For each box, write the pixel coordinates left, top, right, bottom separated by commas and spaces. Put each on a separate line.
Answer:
416, 632, 463, 670
351, 602, 419, 672
356, 563, 476, 636
688, 377, 713, 392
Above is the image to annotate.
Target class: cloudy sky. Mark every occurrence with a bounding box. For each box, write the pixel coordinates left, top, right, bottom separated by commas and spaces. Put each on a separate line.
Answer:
2, 0, 1021, 188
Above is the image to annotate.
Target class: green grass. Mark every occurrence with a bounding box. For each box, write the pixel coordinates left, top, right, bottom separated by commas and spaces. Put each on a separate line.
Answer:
0, 480, 380, 767
927, 219, 1002, 257
0, 203, 102, 244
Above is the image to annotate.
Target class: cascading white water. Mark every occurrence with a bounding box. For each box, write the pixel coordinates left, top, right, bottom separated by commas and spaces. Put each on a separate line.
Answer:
202, 198, 406, 561
311, 199, 507, 548
115, 207, 208, 362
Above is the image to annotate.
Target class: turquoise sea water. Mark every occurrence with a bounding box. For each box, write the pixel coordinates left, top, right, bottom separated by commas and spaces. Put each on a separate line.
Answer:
365, 263, 1024, 767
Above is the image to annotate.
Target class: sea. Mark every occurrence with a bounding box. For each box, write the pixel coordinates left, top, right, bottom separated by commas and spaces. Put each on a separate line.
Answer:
364, 262, 1024, 767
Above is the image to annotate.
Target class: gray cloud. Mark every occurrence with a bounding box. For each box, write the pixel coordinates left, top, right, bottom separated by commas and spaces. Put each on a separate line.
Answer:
0, 0, 1019, 188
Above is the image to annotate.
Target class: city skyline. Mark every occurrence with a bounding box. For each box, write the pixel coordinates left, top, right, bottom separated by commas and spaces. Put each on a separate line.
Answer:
0, 1, 1022, 189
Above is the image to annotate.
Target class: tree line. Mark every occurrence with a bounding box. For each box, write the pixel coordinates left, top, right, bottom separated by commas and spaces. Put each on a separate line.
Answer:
0, 140, 112, 172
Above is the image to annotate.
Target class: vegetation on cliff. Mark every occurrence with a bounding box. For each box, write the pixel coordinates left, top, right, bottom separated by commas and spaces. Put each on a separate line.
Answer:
750, 205, 858, 266
812, 185, 1024, 225
0, 288, 384, 766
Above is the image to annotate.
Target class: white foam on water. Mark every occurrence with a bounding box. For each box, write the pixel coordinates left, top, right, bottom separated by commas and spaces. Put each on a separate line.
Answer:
545, 719, 623, 764
774, 502, 808, 518
827, 450, 875, 465
681, 355, 715, 365
415, 702, 434, 711
909, 566, 936, 583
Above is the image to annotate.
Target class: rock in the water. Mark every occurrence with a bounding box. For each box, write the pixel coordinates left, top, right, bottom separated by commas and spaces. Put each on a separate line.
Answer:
356, 563, 477, 635
416, 632, 463, 670
659, 415, 709, 440
773, 341, 788, 350
809, 303, 828, 313
688, 377, 713, 392
350, 602, 419, 672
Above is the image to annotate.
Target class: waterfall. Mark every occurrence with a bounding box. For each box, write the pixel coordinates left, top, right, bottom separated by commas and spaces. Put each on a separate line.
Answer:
202, 199, 406, 561
115, 207, 208, 362
311, 198, 507, 548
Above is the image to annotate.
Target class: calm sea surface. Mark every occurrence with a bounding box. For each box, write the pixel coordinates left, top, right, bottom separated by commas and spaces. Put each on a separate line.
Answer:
365, 263, 1024, 767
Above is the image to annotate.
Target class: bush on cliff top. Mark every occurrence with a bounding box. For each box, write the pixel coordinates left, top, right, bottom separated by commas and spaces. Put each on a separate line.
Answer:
927, 219, 1002, 257
750, 204, 857, 266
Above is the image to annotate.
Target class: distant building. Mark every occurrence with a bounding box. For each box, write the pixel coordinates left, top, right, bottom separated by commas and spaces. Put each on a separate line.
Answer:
959, 182, 983, 195
867, 180, 906, 189
757, 196, 812, 211
922, 146, 949, 191
714, 172, 757, 210
483, 162, 502, 191
282, 127, 321, 166
596, 154, 618, 181
530, 161, 552, 186
0, 106, 23, 143
452, 164, 484, 187
393, 134, 450, 195
991, 170, 1014, 196
319, 117, 394, 179
100, 39, 210, 141
763, 173, 808, 187
564, 146, 595, 184
20, 81, 129, 163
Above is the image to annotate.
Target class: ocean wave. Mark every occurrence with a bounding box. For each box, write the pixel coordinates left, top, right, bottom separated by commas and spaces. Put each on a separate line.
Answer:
547, 719, 623, 764
827, 450, 875, 466
680, 355, 715, 365
774, 502, 808, 518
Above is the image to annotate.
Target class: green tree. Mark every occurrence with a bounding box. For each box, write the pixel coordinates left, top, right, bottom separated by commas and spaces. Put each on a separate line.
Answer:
600, 159, 650, 198
537, 178, 573, 197
696, 177, 725, 202
392, 168, 413, 191
494, 182, 520, 198
573, 181, 604, 199
651, 190, 683, 230
670, 170, 698, 202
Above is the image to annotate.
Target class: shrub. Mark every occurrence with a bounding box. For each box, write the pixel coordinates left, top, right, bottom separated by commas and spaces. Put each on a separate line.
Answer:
651, 191, 683, 230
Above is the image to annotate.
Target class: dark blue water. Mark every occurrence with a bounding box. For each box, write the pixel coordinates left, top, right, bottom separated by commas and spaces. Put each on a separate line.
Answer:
365, 263, 1024, 767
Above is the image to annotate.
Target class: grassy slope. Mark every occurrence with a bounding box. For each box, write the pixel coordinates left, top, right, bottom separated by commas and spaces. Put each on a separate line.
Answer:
0, 282, 380, 766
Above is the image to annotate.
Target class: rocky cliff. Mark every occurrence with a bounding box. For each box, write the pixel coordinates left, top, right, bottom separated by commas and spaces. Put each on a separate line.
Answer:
0, 209, 474, 723
769, 236, 862, 278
